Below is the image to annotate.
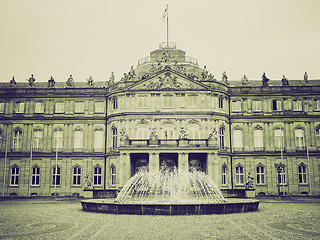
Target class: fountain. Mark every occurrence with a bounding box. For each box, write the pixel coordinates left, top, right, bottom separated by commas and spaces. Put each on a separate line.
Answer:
81, 165, 259, 215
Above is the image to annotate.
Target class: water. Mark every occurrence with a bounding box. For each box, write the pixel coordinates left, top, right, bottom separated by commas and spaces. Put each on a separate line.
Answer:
115, 167, 226, 204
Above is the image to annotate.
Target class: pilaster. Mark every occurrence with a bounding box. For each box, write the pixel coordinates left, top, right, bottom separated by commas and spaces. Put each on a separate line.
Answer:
178, 152, 188, 172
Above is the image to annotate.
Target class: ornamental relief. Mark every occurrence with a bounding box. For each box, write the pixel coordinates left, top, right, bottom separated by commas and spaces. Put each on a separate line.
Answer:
138, 73, 200, 90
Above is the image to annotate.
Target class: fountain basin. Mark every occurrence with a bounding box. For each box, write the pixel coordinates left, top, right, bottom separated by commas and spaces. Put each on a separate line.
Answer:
81, 198, 259, 215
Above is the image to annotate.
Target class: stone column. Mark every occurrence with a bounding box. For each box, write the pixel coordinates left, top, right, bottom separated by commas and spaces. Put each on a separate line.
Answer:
122, 152, 131, 185
178, 152, 188, 172
248, 123, 254, 151
207, 152, 215, 182
310, 122, 316, 150
244, 123, 249, 151
88, 124, 93, 152
149, 152, 159, 172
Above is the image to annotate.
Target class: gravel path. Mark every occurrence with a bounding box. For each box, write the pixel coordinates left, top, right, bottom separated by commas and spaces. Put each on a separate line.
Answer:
0, 198, 319, 239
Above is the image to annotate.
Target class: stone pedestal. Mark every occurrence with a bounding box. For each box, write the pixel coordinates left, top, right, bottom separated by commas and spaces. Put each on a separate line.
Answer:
245, 189, 256, 198
83, 189, 94, 198
178, 139, 189, 147
120, 139, 129, 146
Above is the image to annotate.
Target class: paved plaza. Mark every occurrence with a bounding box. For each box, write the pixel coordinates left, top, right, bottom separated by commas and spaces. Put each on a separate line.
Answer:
0, 197, 319, 240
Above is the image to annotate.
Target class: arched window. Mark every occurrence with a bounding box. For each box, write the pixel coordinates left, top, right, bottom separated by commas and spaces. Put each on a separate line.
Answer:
221, 164, 227, 185
274, 128, 284, 151
0, 129, 3, 149
33, 130, 43, 151
162, 124, 174, 140
72, 166, 81, 186
298, 163, 307, 184
31, 166, 40, 186
137, 124, 149, 139
74, 129, 83, 151
52, 166, 61, 186
93, 166, 102, 186
254, 127, 264, 151
110, 165, 116, 186
315, 127, 320, 148
94, 129, 104, 152
277, 164, 286, 185
112, 127, 117, 149
10, 165, 19, 186
256, 164, 265, 185
219, 127, 225, 148
233, 129, 243, 151
53, 129, 63, 150
112, 97, 118, 110
295, 128, 305, 150
188, 124, 200, 140
235, 165, 244, 185
13, 129, 23, 151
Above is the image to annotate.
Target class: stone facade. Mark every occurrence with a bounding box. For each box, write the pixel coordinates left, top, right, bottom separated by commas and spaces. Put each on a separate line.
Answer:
0, 43, 319, 197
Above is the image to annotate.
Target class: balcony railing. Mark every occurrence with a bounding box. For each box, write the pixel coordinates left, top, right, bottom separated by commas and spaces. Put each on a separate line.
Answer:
126, 139, 211, 147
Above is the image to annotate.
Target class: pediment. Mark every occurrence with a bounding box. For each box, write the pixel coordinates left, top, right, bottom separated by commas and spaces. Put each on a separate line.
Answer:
128, 71, 210, 91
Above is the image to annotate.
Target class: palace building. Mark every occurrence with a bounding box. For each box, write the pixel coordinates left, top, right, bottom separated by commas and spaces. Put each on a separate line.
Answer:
0, 42, 319, 197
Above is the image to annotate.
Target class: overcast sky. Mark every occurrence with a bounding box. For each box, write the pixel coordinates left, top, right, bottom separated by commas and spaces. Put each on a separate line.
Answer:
0, 0, 319, 83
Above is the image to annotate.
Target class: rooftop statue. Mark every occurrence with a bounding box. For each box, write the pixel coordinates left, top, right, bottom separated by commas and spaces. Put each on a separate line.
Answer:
27, 74, 36, 87
201, 65, 209, 80
222, 71, 228, 84
304, 72, 308, 83
10, 76, 16, 85
108, 72, 115, 86
241, 74, 249, 85
66, 75, 74, 87
246, 172, 254, 189
262, 72, 269, 86
282, 75, 289, 86
149, 128, 158, 141
48, 76, 55, 87
128, 66, 136, 80
87, 76, 94, 86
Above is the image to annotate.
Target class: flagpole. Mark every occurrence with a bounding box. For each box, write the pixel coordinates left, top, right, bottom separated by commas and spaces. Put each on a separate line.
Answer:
166, 5, 169, 47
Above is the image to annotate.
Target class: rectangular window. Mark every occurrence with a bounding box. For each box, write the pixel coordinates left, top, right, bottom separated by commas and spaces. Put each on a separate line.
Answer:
73, 167, 81, 186
13, 131, 22, 151
95, 101, 104, 113
163, 95, 173, 108
316, 100, 320, 110
94, 130, 104, 152
55, 101, 64, 113
75, 101, 84, 113
34, 102, 44, 113
0, 102, 5, 113
232, 101, 241, 112
10, 167, 19, 186
316, 129, 320, 147
219, 97, 224, 109
52, 167, 61, 186
233, 130, 243, 151
277, 167, 286, 185
138, 96, 148, 108
188, 95, 198, 107
53, 130, 63, 150
221, 166, 227, 185
74, 131, 83, 151
111, 166, 116, 186
293, 100, 303, 111
112, 128, 117, 149
180, 93, 186, 108
15, 102, 25, 113
256, 166, 265, 185
33, 131, 43, 151
94, 167, 102, 186
272, 100, 282, 111
274, 129, 284, 151
298, 165, 307, 184
295, 129, 305, 149
235, 166, 244, 185
252, 100, 262, 112
31, 167, 40, 186
254, 129, 264, 151
112, 98, 118, 110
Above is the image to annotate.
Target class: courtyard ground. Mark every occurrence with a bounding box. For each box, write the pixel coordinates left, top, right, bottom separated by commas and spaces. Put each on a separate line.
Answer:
0, 197, 319, 240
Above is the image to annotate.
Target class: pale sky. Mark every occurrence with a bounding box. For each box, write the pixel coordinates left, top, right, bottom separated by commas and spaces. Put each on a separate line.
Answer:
0, 0, 319, 83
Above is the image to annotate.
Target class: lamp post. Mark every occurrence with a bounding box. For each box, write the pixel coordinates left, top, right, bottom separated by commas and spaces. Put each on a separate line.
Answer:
275, 162, 285, 197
